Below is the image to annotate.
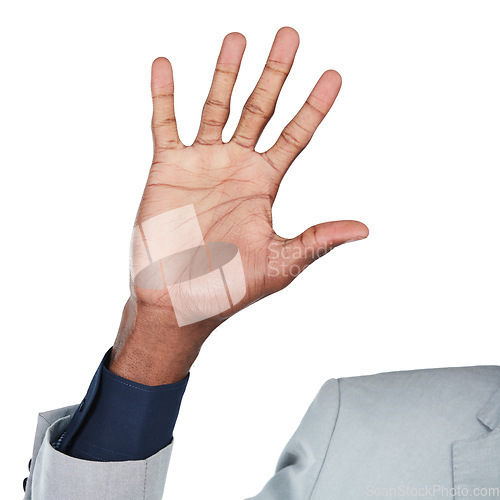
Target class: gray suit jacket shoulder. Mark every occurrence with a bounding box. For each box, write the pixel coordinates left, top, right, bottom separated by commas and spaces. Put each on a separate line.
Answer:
25, 365, 500, 499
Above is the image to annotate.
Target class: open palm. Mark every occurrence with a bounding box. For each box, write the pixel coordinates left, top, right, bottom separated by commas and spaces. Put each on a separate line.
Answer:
131, 27, 368, 324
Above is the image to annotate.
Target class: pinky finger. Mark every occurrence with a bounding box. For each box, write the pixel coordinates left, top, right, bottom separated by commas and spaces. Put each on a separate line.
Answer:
151, 57, 182, 152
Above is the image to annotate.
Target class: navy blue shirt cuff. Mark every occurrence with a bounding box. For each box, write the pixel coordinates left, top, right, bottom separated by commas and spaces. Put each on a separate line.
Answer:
57, 348, 189, 461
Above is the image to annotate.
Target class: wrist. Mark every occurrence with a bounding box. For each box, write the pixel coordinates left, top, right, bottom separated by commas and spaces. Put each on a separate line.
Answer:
109, 297, 218, 385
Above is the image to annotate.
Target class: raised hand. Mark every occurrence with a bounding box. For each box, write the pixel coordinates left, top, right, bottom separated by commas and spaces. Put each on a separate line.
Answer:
111, 27, 368, 384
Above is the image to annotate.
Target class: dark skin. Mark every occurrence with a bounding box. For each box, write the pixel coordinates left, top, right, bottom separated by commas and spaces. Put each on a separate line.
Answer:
109, 27, 369, 385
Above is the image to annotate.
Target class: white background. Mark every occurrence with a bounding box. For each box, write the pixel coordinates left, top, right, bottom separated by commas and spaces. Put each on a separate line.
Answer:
1, 1, 500, 498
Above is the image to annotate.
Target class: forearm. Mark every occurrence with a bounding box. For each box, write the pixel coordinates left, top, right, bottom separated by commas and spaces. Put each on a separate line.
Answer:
109, 297, 219, 385
56, 297, 213, 462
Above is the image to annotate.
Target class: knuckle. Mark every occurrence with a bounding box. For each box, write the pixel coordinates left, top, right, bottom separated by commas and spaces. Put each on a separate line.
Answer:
214, 67, 238, 77
152, 92, 174, 100
309, 225, 320, 247
205, 98, 230, 110
154, 139, 180, 152
243, 99, 274, 121
280, 128, 303, 149
243, 99, 265, 116
151, 117, 176, 130
264, 61, 289, 77
195, 138, 220, 146
201, 117, 225, 128
231, 134, 254, 149
304, 100, 324, 116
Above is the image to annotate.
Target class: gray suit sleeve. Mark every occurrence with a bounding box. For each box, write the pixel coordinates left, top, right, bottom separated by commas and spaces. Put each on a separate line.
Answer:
245, 378, 340, 500
25, 380, 339, 500
24, 405, 173, 500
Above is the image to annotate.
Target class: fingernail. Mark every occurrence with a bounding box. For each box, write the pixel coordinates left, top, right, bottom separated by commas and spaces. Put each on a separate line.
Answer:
344, 236, 366, 244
